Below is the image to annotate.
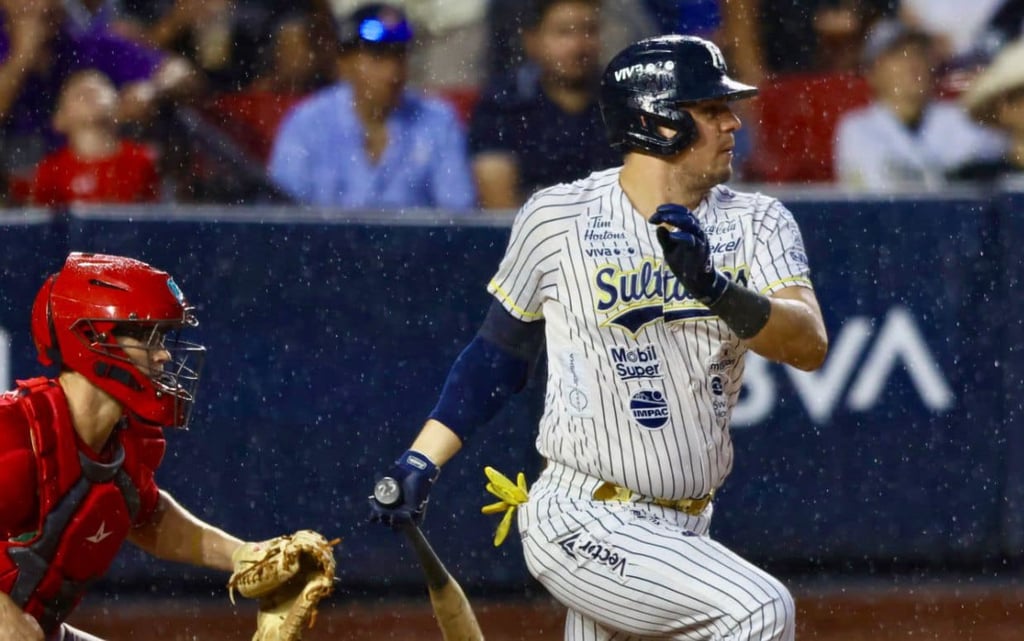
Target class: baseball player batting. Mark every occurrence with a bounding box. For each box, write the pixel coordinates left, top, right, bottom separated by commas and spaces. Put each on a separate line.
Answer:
369, 35, 828, 641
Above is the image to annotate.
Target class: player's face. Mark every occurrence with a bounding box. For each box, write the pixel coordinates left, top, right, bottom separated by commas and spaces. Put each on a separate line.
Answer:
668, 99, 742, 189
525, 1, 601, 87
114, 326, 170, 380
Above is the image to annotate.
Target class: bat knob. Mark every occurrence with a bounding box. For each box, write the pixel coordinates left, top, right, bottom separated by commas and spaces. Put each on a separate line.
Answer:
373, 476, 401, 506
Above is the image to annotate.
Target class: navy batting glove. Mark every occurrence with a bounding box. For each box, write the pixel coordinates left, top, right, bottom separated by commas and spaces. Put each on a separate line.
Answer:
650, 204, 728, 305
368, 449, 440, 530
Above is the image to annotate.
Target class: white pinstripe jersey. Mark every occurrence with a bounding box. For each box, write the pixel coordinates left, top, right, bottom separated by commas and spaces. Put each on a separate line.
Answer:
488, 166, 813, 501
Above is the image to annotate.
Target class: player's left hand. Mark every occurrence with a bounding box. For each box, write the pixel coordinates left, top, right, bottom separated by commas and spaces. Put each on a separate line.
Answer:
650, 204, 728, 305
228, 530, 339, 641
368, 450, 440, 529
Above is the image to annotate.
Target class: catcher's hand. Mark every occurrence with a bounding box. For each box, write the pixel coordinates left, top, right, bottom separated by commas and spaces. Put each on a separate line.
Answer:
228, 530, 340, 641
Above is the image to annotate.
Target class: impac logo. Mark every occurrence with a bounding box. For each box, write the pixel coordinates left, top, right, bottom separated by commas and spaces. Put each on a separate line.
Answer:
630, 389, 670, 428
732, 307, 954, 427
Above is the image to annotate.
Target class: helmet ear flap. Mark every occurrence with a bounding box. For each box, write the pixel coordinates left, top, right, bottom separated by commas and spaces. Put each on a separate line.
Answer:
627, 109, 698, 156
659, 109, 698, 153
31, 273, 62, 367
45, 281, 61, 366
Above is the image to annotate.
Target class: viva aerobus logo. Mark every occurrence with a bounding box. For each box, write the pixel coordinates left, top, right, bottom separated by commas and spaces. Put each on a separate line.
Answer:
733, 306, 955, 427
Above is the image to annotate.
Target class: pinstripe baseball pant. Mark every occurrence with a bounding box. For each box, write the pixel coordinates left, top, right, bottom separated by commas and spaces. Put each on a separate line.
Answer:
520, 462, 795, 641
51, 625, 105, 641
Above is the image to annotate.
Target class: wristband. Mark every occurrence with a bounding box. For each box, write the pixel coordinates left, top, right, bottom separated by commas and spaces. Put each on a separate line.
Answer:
707, 280, 771, 339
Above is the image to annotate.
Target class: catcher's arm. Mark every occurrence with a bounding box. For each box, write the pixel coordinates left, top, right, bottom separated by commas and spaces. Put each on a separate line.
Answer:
127, 490, 243, 570
0, 592, 43, 641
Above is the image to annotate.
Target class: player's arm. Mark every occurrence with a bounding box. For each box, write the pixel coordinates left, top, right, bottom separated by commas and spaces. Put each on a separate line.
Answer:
127, 490, 242, 571
369, 300, 544, 527
745, 286, 827, 370
651, 204, 828, 371
0, 591, 43, 641
407, 419, 463, 468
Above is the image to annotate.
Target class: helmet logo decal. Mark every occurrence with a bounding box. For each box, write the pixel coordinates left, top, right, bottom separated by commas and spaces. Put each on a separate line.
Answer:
613, 60, 675, 84
702, 41, 726, 70
166, 278, 186, 306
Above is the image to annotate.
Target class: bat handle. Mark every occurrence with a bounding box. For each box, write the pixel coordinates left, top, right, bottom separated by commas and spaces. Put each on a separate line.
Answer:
374, 477, 451, 591
374, 476, 402, 506
402, 522, 451, 592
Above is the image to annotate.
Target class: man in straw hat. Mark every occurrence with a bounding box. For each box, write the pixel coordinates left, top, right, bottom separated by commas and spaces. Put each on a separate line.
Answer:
954, 39, 1024, 181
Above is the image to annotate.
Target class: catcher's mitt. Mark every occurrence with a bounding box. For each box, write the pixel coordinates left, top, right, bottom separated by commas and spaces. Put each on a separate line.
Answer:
228, 530, 340, 641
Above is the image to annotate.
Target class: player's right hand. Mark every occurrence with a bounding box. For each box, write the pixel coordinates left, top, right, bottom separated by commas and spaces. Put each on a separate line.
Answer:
649, 204, 728, 305
368, 450, 440, 529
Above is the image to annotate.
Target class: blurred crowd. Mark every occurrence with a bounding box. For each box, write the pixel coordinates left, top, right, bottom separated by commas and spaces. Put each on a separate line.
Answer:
3, 0, 1024, 211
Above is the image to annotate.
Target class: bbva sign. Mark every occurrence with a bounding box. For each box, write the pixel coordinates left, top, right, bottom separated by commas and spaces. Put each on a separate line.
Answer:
734, 306, 954, 427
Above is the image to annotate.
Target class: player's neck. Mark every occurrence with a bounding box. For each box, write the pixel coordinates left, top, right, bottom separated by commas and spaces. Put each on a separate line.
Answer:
619, 158, 706, 218
58, 371, 123, 453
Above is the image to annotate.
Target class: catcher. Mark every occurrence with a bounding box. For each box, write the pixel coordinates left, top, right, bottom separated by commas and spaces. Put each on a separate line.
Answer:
0, 253, 336, 641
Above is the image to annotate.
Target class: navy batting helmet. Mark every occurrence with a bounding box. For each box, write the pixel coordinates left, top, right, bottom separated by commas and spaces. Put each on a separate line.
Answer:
600, 35, 757, 156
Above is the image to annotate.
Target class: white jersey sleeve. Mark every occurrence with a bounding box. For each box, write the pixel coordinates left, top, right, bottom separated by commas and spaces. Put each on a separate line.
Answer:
749, 198, 814, 295
487, 190, 576, 321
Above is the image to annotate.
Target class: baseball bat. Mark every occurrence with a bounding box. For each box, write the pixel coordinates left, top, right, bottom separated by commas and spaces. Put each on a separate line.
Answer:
374, 477, 485, 641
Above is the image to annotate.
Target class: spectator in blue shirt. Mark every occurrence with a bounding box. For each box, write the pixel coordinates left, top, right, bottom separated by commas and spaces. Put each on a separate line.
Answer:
268, 3, 476, 210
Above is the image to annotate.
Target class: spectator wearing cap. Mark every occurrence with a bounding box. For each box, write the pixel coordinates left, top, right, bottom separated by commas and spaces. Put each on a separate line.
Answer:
833, 19, 1005, 190
952, 38, 1024, 181
267, 2, 476, 210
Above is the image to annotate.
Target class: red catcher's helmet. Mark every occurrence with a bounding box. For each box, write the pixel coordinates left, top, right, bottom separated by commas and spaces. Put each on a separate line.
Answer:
30, 252, 205, 428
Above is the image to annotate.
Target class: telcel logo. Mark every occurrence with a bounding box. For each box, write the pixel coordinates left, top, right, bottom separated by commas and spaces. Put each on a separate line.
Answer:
733, 307, 954, 427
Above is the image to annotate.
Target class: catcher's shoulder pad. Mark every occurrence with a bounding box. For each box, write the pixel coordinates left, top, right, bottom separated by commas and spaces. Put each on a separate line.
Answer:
121, 420, 167, 471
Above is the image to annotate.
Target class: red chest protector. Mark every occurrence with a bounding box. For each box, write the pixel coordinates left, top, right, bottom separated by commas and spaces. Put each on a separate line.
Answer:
0, 378, 166, 634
